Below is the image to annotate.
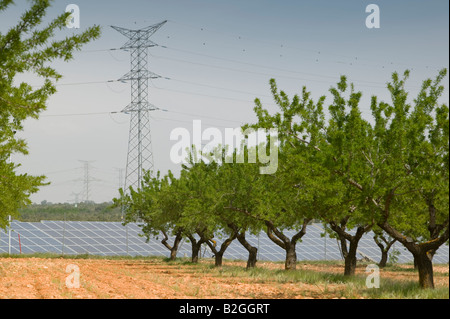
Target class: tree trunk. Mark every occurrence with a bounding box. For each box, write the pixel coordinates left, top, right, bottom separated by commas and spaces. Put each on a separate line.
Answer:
247, 247, 258, 268
265, 219, 310, 271
187, 234, 205, 263
338, 234, 349, 259
328, 222, 369, 276
413, 250, 433, 270
236, 231, 258, 268
169, 247, 178, 260
414, 252, 435, 289
161, 229, 183, 261
379, 250, 388, 268
378, 220, 450, 289
200, 231, 237, 268
191, 244, 200, 263
215, 252, 224, 267
344, 241, 357, 276
170, 233, 183, 261
373, 234, 396, 268
188, 235, 204, 263
285, 244, 297, 270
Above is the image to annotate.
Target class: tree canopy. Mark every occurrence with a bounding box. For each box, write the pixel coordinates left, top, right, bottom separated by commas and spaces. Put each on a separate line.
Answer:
117, 68, 448, 288
0, 0, 100, 228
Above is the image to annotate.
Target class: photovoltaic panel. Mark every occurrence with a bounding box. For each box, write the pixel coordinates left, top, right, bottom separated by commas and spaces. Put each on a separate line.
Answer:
0, 222, 73, 255
0, 221, 448, 265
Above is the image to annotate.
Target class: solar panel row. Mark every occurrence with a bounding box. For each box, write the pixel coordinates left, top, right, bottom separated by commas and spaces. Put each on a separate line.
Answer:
0, 221, 448, 264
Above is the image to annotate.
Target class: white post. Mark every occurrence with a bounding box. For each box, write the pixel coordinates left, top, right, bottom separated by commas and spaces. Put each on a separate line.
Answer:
126, 224, 128, 256
8, 215, 11, 255
8, 154, 12, 255
62, 212, 66, 255
257, 233, 260, 260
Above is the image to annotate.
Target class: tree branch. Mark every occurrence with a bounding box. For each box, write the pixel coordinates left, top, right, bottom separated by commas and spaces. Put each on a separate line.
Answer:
266, 223, 287, 250
291, 218, 311, 243
328, 220, 354, 242
419, 225, 449, 252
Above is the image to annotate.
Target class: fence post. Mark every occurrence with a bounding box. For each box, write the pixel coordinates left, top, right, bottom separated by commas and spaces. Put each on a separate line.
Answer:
257, 233, 260, 260
126, 224, 129, 256
62, 217, 66, 255
8, 215, 11, 255
18, 233, 21, 254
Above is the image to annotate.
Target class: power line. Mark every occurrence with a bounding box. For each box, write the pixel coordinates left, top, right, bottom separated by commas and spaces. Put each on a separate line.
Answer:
77, 25, 444, 71
56, 80, 116, 87
78, 48, 121, 53
158, 46, 340, 81
39, 107, 250, 126
154, 51, 415, 89
150, 84, 259, 103
42, 167, 80, 175
168, 77, 273, 98
151, 114, 238, 129
164, 109, 245, 124
32, 49, 424, 92
165, 20, 446, 70
155, 49, 418, 89
41, 111, 115, 117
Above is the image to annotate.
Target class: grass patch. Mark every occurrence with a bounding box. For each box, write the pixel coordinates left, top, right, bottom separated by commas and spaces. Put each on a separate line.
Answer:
362, 278, 449, 299
190, 263, 449, 299
209, 264, 360, 285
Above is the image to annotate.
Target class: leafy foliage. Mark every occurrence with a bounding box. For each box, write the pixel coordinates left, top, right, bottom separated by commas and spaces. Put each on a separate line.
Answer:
116, 69, 448, 285
0, 0, 100, 228
17, 201, 122, 221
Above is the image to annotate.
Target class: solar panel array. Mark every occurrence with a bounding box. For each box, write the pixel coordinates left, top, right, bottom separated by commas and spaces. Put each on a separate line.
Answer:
0, 221, 448, 264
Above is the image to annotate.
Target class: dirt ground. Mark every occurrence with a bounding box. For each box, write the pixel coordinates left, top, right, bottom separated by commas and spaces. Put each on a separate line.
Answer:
0, 257, 448, 299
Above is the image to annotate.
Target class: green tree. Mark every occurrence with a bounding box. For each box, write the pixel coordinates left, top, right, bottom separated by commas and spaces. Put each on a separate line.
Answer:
116, 171, 186, 261
373, 229, 397, 268
366, 70, 449, 288
236, 93, 334, 271
178, 152, 241, 267
315, 70, 449, 285
248, 79, 366, 273
209, 147, 265, 268
0, 0, 100, 229
318, 77, 376, 276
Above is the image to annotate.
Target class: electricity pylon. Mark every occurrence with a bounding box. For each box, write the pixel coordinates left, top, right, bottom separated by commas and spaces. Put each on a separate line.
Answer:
111, 20, 167, 191
78, 160, 97, 202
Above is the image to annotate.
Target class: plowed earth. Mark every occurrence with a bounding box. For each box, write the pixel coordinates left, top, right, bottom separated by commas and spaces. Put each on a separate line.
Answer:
0, 257, 448, 299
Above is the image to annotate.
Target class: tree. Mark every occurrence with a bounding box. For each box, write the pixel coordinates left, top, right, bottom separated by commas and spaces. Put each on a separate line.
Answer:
0, 0, 100, 229
213, 148, 265, 268
231, 91, 336, 271
318, 70, 448, 285
116, 171, 186, 261
366, 70, 449, 288
249, 78, 370, 274
373, 229, 397, 268
317, 77, 376, 276
180, 156, 240, 267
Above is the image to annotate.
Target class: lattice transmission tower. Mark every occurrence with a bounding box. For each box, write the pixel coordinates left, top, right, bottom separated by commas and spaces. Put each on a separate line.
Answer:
78, 160, 97, 202
111, 21, 167, 191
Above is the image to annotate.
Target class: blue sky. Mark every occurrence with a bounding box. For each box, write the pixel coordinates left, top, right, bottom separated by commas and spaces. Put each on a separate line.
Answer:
1, 0, 448, 203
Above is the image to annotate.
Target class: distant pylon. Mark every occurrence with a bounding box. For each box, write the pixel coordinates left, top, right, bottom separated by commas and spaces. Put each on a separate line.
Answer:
111, 21, 167, 191
70, 191, 81, 207
78, 160, 97, 202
